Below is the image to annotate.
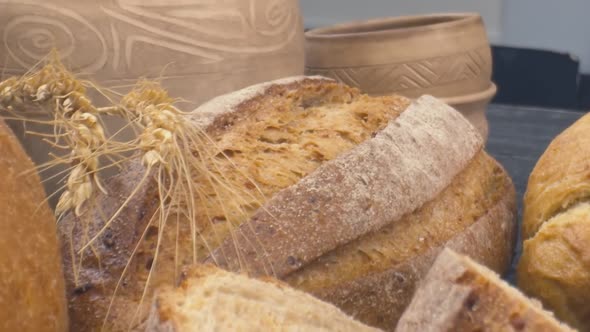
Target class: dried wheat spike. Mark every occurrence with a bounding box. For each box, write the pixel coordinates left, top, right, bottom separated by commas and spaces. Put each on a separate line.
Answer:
0, 59, 109, 217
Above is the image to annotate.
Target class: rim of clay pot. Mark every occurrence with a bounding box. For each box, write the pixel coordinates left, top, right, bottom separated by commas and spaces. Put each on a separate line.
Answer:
441, 82, 497, 106
305, 13, 482, 40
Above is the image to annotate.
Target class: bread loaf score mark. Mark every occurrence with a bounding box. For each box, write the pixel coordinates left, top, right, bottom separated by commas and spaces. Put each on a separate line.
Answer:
59, 77, 417, 330
518, 113, 590, 331
278, 148, 516, 329
285, 151, 510, 291
207, 95, 484, 277
523, 113, 590, 239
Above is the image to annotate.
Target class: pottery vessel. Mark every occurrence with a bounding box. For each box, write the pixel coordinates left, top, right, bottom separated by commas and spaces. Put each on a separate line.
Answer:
441, 83, 496, 142
0, 0, 304, 206
305, 13, 491, 98
1, 0, 303, 105
304, 13, 495, 140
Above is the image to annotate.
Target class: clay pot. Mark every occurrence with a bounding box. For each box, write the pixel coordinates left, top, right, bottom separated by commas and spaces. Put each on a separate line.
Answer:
442, 83, 497, 142
1, 0, 304, 105
304, 13, 495, 139
0, 0, 304, 206
305, 13, 491, 98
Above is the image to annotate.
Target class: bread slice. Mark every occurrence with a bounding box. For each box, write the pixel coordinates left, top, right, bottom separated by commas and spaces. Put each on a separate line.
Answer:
396, 249, 573, 332
0, 119, 68, 331
59, 77, 515, 331
145, 265, 380, 332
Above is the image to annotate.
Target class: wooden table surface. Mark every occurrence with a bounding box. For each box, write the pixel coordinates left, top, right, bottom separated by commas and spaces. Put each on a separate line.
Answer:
485, 104, 585, 282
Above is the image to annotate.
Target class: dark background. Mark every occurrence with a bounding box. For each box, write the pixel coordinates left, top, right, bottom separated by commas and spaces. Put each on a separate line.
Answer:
492, 45, 590, 110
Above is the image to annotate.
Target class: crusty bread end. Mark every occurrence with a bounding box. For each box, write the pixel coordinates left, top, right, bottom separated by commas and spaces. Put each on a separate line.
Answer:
396, 249, 573, 332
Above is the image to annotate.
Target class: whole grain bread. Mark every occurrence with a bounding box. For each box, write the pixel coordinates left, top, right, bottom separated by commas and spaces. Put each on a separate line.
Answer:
519, 113, 590, 331
0, 119, 68, 332
145, 264, 380, 332
58, 77, 516, 331
396, 249, 573, 332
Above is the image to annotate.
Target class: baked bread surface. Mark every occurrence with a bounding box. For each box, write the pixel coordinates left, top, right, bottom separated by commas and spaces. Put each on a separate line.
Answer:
523, 113, 590, 239
58, 77, 516, 331
397, 249, 574, 332
0, 119, 68, 332
145, 264, 380, 332
519, 113, 590, 331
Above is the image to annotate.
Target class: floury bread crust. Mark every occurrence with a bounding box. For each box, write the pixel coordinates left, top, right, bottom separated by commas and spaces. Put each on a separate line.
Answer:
296, 171, 516, 329
396, 249, 574, 332
0, 119, 68, 332
206, 94, 485, 277
145, 265, 380, 332
59, 76, 516, 331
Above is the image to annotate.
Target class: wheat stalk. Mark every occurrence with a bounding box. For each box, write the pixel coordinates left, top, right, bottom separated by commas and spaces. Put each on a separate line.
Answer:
0, 58, 118, 217
0, 55, 277, 331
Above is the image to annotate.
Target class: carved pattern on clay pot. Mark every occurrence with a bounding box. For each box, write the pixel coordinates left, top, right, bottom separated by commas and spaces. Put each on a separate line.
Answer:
0, 0, 300, 78
0, 0, 303, 207
306, 45, 490, 96
0, 0, 303, 95
2, 1, 109, 73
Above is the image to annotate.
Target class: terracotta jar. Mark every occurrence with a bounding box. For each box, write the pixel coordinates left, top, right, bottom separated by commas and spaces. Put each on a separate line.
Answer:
305, 13, 495, 140
441, 83, 496, 143
0, 0, 304, 205
0, 0, 304, 105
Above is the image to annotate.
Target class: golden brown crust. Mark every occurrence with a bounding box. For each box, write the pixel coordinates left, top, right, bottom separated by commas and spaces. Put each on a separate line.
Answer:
523, 113, 590, 239
306, 160, 516, 330
519, 113, 590, 331
0, 119, 68, 332
62, 76, 398, 330
397, 249, 574, 332
285, 151, 508, 291
518, 203, 590, 331
206, 94, 484, 277
59, 77, 504, 331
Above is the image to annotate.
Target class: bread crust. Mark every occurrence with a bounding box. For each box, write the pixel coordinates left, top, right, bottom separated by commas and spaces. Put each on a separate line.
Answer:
312, 171, 516, 330
57, 77, 510, 331
206, 94, 484, 276
519, 113, 590, 331
518, 203, 590, 331
396, 249, 574, 332
0, 119, 68, 332
523, 113, 590, 239
145, 264, 380, 332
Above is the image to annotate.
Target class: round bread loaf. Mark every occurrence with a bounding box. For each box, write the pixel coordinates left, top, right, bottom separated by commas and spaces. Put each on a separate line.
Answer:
59, 77, 517, 331
519, 113, 590, 331
0, 119, 68, 331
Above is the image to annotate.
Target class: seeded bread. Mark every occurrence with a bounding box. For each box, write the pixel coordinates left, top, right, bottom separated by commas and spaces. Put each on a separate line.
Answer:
519, 113, 590, 331
59, 77, 516, 331
396, 249, 573, 332
0, 119, 68, 331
